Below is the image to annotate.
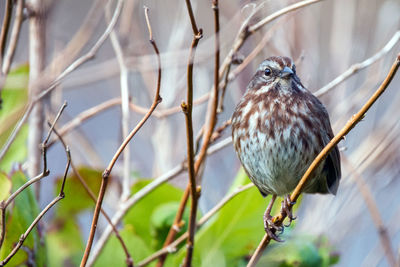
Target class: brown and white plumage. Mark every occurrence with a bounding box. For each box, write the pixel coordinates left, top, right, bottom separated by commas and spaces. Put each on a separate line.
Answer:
232, 56, 341, 197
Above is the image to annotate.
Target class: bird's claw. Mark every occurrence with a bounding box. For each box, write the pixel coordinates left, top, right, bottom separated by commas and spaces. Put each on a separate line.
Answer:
282, 195, 296, 227
263, 214, 284, 242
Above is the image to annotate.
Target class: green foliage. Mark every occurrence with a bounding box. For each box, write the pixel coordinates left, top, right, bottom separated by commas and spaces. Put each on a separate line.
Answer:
0, 64, 29, 173
123, 180, 185, 249
0, 172, 12, 201
46, 219, 84, 267
165, 170, 272, 267
94, 227, 153, 267
54, 166, 102, 219
257, 234, 339, 267
0, 170, 46, 266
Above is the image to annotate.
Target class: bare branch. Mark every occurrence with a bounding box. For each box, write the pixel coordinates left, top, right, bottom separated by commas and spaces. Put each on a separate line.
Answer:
315, 31, 400, 97
0, 0, 13, 65
0, 0, 124, 162
181, 1, 203, 265
80, 4, 163, 265
0, 103, 69, 264
1, 0, 24, 75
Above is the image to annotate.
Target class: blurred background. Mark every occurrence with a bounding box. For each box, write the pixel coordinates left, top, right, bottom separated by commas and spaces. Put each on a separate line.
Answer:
1, 0, 400, 266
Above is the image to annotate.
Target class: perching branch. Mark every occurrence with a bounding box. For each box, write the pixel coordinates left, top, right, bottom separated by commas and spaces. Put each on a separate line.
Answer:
247, 54, 400, 267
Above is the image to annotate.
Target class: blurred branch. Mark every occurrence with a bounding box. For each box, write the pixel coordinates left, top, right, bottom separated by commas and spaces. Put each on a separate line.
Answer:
1, 0, 24, 75
315, 30, 400, 97
0, 0, 123, 162
137, 183, 255, 267
181, 1, 203, 265
48, 0, 108, 74
343, 156, 397, 267
48, 98, 122, 147
108, 1, 131, 201
80, 4, 163, 266
247, 54, 400, 267
0, 0, 13, 65
0, 102, 68, 264
26, 0, 47, 199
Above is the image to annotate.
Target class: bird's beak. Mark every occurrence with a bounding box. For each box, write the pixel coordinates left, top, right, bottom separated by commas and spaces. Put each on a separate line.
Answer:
280, 66, 294, 79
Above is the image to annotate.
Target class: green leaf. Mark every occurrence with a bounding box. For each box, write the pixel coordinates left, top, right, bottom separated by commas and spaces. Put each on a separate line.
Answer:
54, 166, 102, 218
0, 125, 28, 173
150, 202, 190, 249
0, 170, 45, 266
46, 218, 84, 267
123, 179, 183, 249
166, 170, 272, 267
0, 172, 12, 201
94, 227, 153, 267
0, 65, 29, 173
257, 235, 339, 267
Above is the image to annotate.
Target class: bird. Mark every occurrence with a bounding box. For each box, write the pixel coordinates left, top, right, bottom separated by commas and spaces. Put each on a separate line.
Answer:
231, 56, 341, 241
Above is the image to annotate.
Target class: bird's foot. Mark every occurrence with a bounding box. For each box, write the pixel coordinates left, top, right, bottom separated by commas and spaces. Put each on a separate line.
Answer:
281, 195, 297, 227
263, 213, 284, 242
263, 196, 284, 242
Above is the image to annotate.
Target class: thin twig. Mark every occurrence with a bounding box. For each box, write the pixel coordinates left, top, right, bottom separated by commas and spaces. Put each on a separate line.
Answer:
246, 54, 400, 267
108, 2, 131, 201
0, 142, 70, 266
180, 0, 203, 265
0, 0, 13, 65
315, 30, 400, 97
87, 164, 185, 266
2, 0, 24, 75
343, 156, 397, 267
71, 163, 134, 267
137, 183, 255, 267
48, 98, 122, 147
0, 103, 68, 265
79, 5, 162, 265
181, 29, 202, 267
0, 0, 124, 162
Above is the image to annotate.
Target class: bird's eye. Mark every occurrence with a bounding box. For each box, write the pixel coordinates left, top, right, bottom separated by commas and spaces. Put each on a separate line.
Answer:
264, 68, 271, 76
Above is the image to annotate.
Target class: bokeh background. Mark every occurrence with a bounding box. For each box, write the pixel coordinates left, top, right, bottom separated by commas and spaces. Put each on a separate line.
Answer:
1, 0, 400, 266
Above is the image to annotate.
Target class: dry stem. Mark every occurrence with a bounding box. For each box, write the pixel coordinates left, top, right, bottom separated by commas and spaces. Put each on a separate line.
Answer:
0, 103, 68, 265
181, 1, 203, 265
79, 5, 162, 266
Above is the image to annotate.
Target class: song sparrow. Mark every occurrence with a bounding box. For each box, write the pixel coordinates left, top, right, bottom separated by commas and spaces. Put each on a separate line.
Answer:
231, 56, 341, 241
